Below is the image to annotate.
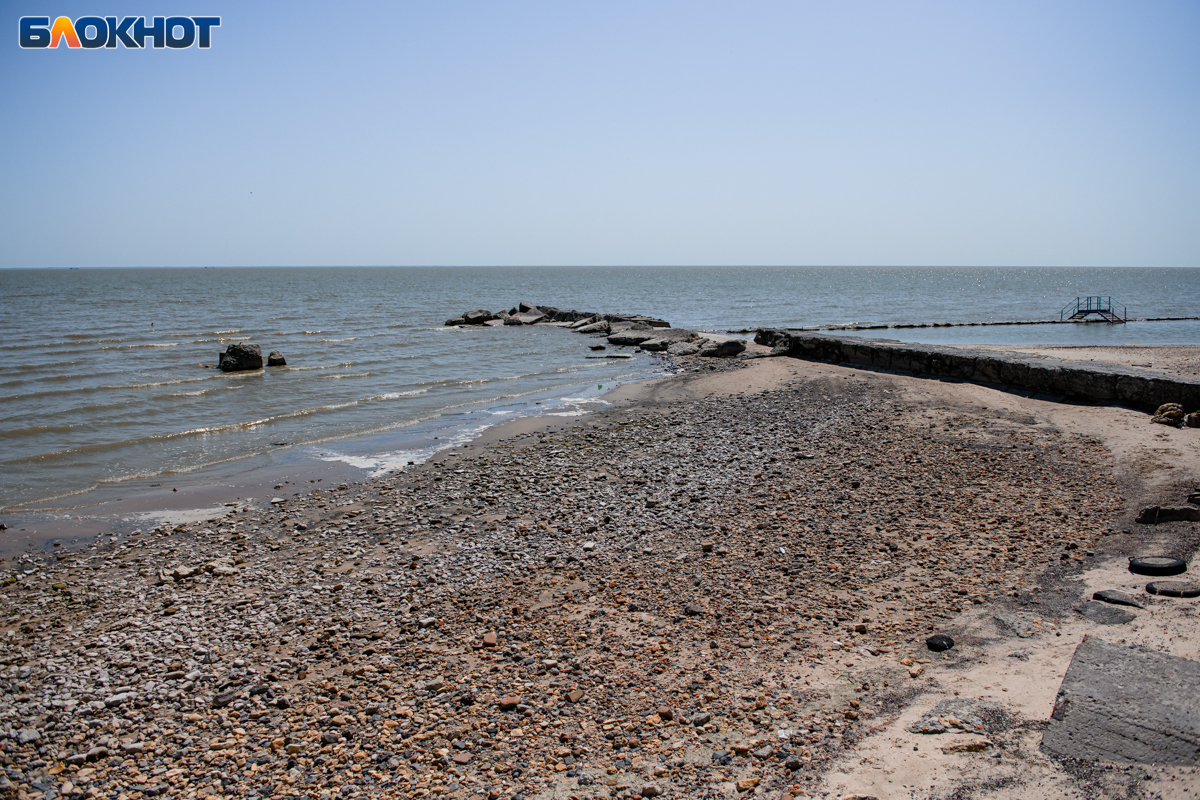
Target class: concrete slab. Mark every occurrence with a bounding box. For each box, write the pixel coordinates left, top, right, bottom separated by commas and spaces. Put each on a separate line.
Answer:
1042, 636, 1200, 765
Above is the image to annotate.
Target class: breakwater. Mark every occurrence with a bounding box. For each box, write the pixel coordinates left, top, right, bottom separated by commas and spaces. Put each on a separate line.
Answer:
755, 329, 1200, 411
757, 316, 1200, 334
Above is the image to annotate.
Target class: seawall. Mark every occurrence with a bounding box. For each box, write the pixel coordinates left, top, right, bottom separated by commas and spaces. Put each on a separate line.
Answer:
754, 329, 1200, 412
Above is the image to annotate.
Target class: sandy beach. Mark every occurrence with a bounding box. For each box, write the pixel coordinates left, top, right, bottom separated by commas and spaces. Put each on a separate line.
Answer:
1, 349, 1198, 800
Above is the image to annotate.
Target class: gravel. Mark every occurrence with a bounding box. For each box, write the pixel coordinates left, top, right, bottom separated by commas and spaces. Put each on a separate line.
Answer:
0, 358, 1120, 799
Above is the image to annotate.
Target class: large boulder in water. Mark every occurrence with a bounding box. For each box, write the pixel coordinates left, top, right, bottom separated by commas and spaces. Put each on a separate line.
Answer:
219, 343, 263, 372
267, 350, 287, 367
462, 310, 495, 325
507, 305, 547, 325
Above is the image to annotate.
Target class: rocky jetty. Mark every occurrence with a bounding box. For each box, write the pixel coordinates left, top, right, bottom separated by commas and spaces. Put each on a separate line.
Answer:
218, 343, 263, 372
447, 302, 748, 358
0, 361, 1122, 799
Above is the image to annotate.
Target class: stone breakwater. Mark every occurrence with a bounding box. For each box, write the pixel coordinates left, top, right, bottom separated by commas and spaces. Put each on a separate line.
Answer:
447, 303, 747, 358
755, 329, 1200, 412
0, 361, 1121, 800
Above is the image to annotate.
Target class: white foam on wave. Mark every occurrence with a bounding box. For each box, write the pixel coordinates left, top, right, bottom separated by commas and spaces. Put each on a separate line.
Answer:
124, 506, 233, 526
317, 424, 491, 477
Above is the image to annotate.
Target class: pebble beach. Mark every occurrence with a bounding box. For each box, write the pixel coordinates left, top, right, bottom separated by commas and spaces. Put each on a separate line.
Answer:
10, 346, 1191, 800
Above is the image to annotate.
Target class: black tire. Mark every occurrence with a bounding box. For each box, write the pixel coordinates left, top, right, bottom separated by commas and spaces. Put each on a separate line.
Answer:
1128, 556, 1188, 576
1145, 581, 1200, 598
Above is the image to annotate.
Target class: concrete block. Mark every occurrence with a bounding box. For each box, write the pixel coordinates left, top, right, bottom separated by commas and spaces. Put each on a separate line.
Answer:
1042, 636, 1200, 765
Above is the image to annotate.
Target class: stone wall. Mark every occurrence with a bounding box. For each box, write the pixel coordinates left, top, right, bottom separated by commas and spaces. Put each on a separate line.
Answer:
754, 329, 1200, 412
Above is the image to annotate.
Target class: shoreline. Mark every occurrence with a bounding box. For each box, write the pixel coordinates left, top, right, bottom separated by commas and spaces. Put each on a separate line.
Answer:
1, 349, 1197, 798
0, 361, 679, 558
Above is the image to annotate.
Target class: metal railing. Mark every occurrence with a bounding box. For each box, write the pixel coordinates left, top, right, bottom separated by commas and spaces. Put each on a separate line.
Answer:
1060, 296, 1126, 323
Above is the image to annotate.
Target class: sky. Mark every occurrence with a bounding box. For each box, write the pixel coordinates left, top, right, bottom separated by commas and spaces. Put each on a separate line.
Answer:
1, 1, 1197, 268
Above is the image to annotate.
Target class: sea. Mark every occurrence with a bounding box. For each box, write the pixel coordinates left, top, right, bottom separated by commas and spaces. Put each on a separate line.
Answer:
2, 266, 1199, 524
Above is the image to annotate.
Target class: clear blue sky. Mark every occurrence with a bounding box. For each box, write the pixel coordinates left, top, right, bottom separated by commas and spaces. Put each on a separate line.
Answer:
2, 1, 1197, 268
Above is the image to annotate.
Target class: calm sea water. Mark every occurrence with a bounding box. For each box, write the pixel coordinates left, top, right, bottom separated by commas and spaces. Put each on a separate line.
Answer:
2, 266, 1198, 513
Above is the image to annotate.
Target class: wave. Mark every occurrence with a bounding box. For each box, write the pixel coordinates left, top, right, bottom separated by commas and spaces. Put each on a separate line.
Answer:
318, 372, 370, 379
159, 389, 215, 398
281, 362, 357, 372
1, 338, 127, 350
0, 397, 372, 466
101, 342, 180, 350
317, 337, 356, 343
0, 424, 76, 438
368, 389, 428, 401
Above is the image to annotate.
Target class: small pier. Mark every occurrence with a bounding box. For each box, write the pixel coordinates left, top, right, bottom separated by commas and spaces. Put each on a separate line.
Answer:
1061, 296, 1126, 323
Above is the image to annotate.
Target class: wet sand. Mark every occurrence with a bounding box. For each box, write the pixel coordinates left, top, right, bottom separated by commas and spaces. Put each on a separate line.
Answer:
1, 350, 1198, 799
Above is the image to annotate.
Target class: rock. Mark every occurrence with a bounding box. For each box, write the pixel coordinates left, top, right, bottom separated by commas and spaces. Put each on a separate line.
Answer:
1151, 403, 1186, 426
1092, 589, 1144, 608
576, 320, 610, 334
690, 712, 712, 726
667, 341, 701, 356
940, 737, 992, 753
482, 632, 498, 647
453, 752, 472, 764
926, 634, 955, 652
499, 696, 521, 711
736, 777, 761, 791
1187, 412, 1200, 428
444, 317, 466, 326
212, 688, 239, 708
640, 783, 663, 797
566, 689, 584, 703
698, 339, 747, 358
16, 729, 40, 745
462, 310, 495, 325
219, 343, 263, 372
266, 350, 287, 367
1145, 581, 1200, 598
1189, 491, 1200, 505
1075, 601, 1136, 625
508, 306, 547, 325
608, 329, 659, 347
590, 345, 606, 351
684, 603, 705, 616
1136, 506, 1200, 524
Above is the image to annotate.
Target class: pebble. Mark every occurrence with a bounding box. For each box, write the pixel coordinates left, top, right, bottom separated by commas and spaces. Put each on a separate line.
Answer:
0, 356, 1118, 799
